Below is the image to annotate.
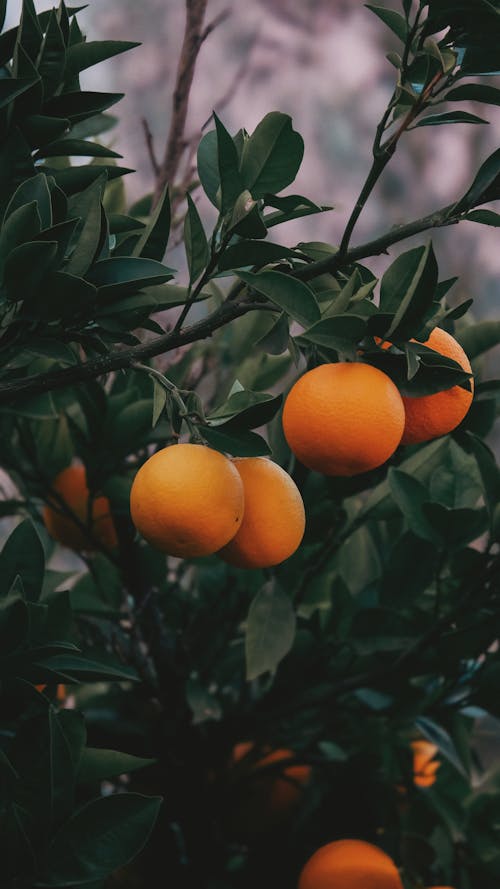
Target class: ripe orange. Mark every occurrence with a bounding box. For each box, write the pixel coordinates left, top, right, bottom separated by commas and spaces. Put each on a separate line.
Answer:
400, 327, 473, 444
218, 457, 305, 568
282, 362, 405, 476
35, 684, 67, 701
43, 465, 118, 552
298, 839, 403, 889
129, 443, 244, 558
228, 742, 311, 835
411, 739, 440, 788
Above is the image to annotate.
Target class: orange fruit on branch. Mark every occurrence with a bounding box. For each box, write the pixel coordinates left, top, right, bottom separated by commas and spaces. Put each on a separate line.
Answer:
411, 739, 440, 788
130, 443, 244, 558
43, 465, 117, 552
282, 362, 405, 476
218, 457, 305, 568
298, 839, 403, 889
400, 327, 473, 444
227, 742, 311, 836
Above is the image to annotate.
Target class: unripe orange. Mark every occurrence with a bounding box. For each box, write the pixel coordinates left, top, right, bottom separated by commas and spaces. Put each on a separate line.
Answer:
218, 457, 305, 568
43, 465, 117, 552
130, 443, 244, 558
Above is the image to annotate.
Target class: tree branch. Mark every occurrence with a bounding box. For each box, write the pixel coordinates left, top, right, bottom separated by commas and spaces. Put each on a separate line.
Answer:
0, 298, 272, 404
152, 0, 209, 208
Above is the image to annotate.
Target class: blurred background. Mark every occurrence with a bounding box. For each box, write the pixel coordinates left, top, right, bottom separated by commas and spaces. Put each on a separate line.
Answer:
6, 0, 499, 311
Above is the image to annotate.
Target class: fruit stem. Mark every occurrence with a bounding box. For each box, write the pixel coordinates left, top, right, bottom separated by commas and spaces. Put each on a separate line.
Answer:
133, 362, 205, 444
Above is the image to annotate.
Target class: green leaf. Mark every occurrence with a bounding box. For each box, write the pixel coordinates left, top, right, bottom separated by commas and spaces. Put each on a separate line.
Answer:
380, 243, 439, 339
208, 390, 282, 429
0, 201, 41, 280
218, 240, 297, 272
365, 5, 408, 40
43, 91, 124, 124
202, 425, 271, 457
465, 209, 500, 226
465, 433, 500, 518
245, 581, 296, 680
0, 75, 39, 110
413, 111, 488, 127
37, 9, 66, 98
86, 256, 174, 297
65, 40, 140, 74
227, 190, 267, 239
415, 716, 469, 779
0, 520, 44, 602
5, 172, 52, 228
66, 174, 106, 276
4, 240, 58, 301
214, 113, 244, 214
454, 147, 500, 211
197, 129, 219, 207
240, 112, 304, 199
152, 381, 167, 428
39, 793, 162, 886
388, 469, 435, 541
33, 654, 139, 683
445, 83, 500, 106
456, 320, 500, 359
35, 139, 122, 159
132, 184, 170, 261
237, 269, 320, 328
18, 0, 43, 62
184, 193, 209, 285
298, 315, 367, 351
77, 749, 155, 783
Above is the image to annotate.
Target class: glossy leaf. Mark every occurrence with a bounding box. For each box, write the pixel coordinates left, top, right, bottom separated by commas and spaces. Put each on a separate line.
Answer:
237, 269, 320, 328
413, 111, 488, 127
77, 749, 155, 784
65, 40, 140, 74
202, 425, 271, 457
0, 520, 44, 602
197, 129, 219, 207
214, 113, 244, 214
245, 581, 296, 680
366, 5, 408, 41
184, 193, 209, 285
240, 112, 304, 199
132, 184, 170, 261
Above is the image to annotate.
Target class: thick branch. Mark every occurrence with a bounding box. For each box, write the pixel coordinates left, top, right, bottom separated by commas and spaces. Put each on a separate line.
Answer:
152, 0, 208, 207
0, 299, 268, 404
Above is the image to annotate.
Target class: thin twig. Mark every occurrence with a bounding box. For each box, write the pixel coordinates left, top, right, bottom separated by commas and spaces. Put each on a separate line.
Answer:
152, 0, 209, 208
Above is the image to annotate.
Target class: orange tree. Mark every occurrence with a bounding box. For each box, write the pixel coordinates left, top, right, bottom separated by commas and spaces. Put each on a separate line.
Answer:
0, 1, 500, 887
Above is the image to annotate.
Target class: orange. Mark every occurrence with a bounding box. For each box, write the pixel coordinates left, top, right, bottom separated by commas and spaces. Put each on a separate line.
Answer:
35, 684, 67, 701
282, 362, 405, 476
218, 457, 305, 568
411, 739, 440, 788
298, 839, 403, 889
400, 327, 473, 444
43, 465, 118, 552
129, 443, 244, 558
228, 742, 311, 835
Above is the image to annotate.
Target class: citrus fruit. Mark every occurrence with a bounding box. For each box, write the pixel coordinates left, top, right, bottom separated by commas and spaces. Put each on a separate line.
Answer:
411, 739, 440, 788
130, 443, 244, 558
401, 326, 473, 444
282, 362, 405, 476
43, 465, 117, 552
218, 457, 305, 568
227, 742, 311, 835
298, 839, 403, 889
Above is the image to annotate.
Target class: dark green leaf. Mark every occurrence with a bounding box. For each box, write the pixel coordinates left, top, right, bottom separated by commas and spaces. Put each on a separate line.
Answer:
298, 314, 367, 351
197, 129, 219, 207
132, 184, 170, 261
0, 520, 44, 602
40, 793, 162, 886
77, 749, 155, 783
365, 5, 409, 40
237, 269, 320, 328
388, 468, 435, 541
454, 147, 500, 211
86, 256, 174, 297
202, 425, 271, 457
240, 112, 304, 199
37, 9, 66, 98
36, 139, 122, 159
456, 320, 500, 359
4, 240, 58, 301
445, 83, 500, 106
218, 240, 297, 272
184, 192, 209, 285
0, 75, 39, 110
465, 209, 500, 226
66, 174, 106, 276
245, 581, 296, 680
34, 654, 139, 683
413, 111, 488, 127
65, 40, 139, 74
214, 113, 244, 214
43, 91, 124, 124
380, 243, 439, 339
208, 389, 282, 429
415, 716, 469, 778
